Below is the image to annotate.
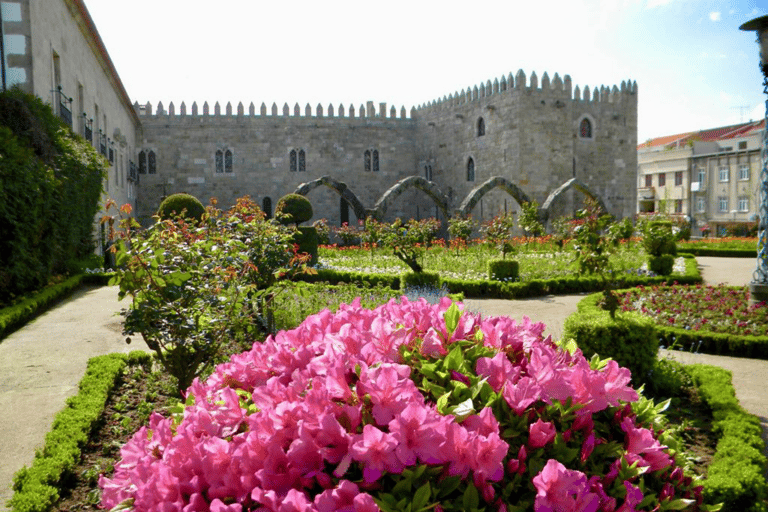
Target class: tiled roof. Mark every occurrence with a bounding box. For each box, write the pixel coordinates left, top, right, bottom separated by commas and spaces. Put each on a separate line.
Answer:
638, 119, 765, 150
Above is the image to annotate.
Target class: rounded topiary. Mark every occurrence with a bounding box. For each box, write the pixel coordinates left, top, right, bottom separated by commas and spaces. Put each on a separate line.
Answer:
157, 193, 205, 222
487, 259, 520, 281
648, 254, 675, 276
275, 193, 313, 226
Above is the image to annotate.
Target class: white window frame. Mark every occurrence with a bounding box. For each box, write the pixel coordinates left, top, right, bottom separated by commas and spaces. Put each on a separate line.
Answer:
738, 196, 749, 212
739, 165, 750, 181
718, 197, 729, 212
718, 167, 729, 182
696, 196, 705, 212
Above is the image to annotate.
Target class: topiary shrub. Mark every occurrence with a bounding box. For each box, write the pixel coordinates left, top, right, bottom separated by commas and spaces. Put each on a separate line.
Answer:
156, 193, 205, 222
487, 259, 519, 281
276, 193, 313, 226
648, 254, 675, 276
400, 271, 441, 290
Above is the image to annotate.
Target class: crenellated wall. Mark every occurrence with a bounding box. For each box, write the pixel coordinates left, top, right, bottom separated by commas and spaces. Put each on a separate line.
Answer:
133, 69, 638, 227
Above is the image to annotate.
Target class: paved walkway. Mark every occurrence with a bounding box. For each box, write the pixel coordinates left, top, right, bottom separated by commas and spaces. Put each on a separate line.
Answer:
0, 257, 765, 509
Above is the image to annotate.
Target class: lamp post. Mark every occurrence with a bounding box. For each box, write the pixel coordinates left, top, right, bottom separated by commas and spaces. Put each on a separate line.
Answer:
740, 15, 768, 305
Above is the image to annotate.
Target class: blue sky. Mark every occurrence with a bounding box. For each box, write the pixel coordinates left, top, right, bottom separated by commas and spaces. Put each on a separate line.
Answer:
82, 0, 766, 143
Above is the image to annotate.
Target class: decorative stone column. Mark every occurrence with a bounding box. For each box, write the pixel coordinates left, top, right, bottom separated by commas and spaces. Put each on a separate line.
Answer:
740, 15, 768, 305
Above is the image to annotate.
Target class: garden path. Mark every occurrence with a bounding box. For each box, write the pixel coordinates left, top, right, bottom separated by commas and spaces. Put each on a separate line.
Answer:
0, 257, 764, 510
0, 285, 149, 511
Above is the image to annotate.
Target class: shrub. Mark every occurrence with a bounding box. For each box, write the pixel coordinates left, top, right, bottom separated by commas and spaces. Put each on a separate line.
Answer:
313, 219, 331, 245
400, 270, 441, 290
112, 197, 308, 393
334, 222, 361, 246
481, 213, 515, 259
642, 222, 677, 257
0, 89, 106, 302
487, 259, 519, 281
100, 299, 709, 512
649, 254, 675, 276
295, 225, 319, 265
447, 215, 476, 249
563, 293, 659, 384
276, 193, 313, 226
156, 193, 205, 222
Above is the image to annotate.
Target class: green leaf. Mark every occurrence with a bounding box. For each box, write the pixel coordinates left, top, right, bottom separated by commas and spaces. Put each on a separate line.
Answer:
412, 482, 430, 511
443, 302, 461, 337
462, 483, 480, 511
444, 344, 464, 371
436, 392, 451, 415
451, 398, 475, 421
662, 498, 695, 510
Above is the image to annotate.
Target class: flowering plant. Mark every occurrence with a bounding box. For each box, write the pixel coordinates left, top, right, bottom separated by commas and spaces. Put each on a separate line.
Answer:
101, 298, 713, 512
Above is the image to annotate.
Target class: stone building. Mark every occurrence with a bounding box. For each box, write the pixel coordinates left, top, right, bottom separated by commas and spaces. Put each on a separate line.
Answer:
2, 0, 639, 237
637, 120, 764, 236
136, 74, 638, 229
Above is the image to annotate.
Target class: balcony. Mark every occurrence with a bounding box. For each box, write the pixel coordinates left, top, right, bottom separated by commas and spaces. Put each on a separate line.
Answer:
638, 186, 655, 200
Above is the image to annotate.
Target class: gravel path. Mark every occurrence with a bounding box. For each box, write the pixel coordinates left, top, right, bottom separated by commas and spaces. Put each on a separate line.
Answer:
0, 257, 765, 509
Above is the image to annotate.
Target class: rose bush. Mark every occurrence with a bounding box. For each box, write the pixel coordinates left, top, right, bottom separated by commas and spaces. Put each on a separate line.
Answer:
100, 298, 713, 512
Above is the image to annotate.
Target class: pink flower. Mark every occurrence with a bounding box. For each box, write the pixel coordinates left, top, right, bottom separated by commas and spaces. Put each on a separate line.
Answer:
622, 417, 673, 472
475, 352, 519, 392
388, 403, 448, 465
532, 459, 600, 512
502, 376, 542, 414
528, 419, 556, 449
349, 424, 403, 483
616, 481, 644, 512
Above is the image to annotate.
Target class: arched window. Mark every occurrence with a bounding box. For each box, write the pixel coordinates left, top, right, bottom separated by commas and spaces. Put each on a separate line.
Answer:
579, 118, 592, 139
364, 150, 371, 172
425, 165, 432, 181
372, 149, 379, 172
477, 117, 485, 137
224, 149, 233, 173
467, 157, 475, 182
138, 151, 147, 174
289, 149, 297, 172
147, 150, 156, 174
298, 149, 306, 172
262, 197, 272, 219
215, 150, 224, 173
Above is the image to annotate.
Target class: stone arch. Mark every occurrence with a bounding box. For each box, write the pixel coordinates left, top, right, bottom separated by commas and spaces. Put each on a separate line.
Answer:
540, 178, 610, 223
293, 175, 367, 221
371, 176, 449, 220
457, 176, 532, 218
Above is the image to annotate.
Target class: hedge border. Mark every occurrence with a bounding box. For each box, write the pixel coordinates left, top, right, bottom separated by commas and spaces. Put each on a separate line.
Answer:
8, 351, 152, 512
676, 247, 756, 258
305, 254, 702, 299
683, 364, 768, 511
0, 273, 116, 344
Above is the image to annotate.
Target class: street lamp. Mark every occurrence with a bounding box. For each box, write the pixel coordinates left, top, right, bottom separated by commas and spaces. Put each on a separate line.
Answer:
740, 15, 768, 305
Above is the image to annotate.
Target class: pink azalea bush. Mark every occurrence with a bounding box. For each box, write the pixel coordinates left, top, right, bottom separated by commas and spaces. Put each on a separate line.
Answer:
100, 297, 711, 511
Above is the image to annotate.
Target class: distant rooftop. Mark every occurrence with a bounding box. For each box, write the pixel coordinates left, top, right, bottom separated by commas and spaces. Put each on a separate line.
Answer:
638, 119, 765, 151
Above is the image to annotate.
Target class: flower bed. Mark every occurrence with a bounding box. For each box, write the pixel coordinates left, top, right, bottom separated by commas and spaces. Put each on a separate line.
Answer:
614, 284, 768, 360
100, 298, 712, 511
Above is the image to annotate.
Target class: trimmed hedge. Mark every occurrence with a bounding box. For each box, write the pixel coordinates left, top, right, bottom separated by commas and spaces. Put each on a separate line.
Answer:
487, 259, 519, 281
677, 247, 756, 258
563, 294, 658, 384
684, 364, 768, 511
9, 352, 152, 512
305, 254, 702, 300
400, 271, 441, 290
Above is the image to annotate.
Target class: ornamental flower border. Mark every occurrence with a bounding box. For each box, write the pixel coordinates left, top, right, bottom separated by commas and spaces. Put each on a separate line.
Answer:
100, 297, 710, 512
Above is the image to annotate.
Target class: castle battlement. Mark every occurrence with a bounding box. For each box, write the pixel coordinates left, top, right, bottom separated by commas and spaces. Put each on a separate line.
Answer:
415, 70, 638, 111
134, 100, 416, 121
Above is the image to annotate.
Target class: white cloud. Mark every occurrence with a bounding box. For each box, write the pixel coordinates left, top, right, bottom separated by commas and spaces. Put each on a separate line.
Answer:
709, 11, 721, 21
646, 0, 675, 8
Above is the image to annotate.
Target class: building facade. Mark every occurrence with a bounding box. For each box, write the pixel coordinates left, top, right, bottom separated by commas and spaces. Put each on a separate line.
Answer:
637, 121, 764, 236
2, 0, 639, 240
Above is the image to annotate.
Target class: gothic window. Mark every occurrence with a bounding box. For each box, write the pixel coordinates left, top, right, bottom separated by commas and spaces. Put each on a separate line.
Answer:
467, 157, 475, 182
215, 150, 223, 173
139, 149, 156, 174
477, 117, 485, 137
263, 197, 272, 219
579, 118, 592, 139
298, 149, 306, 172
425, 165, 433, 181
290, 149, 297, 172
364, 149, 380, 172
225, 149, 233, 173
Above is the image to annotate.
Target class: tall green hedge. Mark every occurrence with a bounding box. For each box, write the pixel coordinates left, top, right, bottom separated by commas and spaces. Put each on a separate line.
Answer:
0, 89, 106, 302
